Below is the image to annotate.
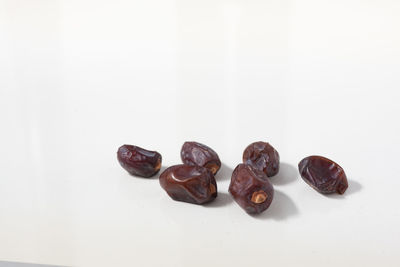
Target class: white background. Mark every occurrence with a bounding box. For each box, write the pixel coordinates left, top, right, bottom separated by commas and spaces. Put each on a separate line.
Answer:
1, 0, 400, 266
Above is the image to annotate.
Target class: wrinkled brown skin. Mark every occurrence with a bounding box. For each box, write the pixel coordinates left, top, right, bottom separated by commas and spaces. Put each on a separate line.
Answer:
117, 145, 162, 178
298, 156, 348, 194
243, 141, 280, 177
181, 141, 221, 175
159, 164, 217, 205
229, 164, 274, 214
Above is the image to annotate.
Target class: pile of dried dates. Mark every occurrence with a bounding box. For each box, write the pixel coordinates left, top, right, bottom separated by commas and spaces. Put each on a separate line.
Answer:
117, 141, 349, 215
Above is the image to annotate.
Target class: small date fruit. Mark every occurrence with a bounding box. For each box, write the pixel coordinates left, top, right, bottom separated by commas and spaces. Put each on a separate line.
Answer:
117, 144, 162, 178
181, 141, 221, 175
298, 155, 348, 194
243, 141, 280, 177
159, 164, 217, 205
229, 164, 274, 214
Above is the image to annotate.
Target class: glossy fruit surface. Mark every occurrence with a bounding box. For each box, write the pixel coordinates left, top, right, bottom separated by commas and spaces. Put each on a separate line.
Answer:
181, 141, 221, 175
298, 155, 348, 194
159, 164, 217, 204
229, 164, 274, 214
243, 141, 280, 177
117, 144, 162, 178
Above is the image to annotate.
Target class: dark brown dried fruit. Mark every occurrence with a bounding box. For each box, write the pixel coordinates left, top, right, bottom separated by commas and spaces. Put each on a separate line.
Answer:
159, 164, 217, 204
229, 164, 274, 214
181, 141, 221, 175
243, 141, 280, 177
117, 144, 162, 178
298, 156, 348, 194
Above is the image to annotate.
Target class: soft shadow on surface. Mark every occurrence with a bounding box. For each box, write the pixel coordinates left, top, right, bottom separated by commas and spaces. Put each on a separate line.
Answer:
347, 180, 363, 195
216, 162, 234, 181
269, 162, 298, 185
252, 190, 299, 220
204, 192, 233, 208
323, 179, 363, 199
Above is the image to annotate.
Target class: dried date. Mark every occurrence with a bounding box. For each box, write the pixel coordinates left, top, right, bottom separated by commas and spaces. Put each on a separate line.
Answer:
298, 155, 348, 194
117, 144, 162, 178
159, 164, 217, 204
243, 141, 280, 177
229, 164, 274, 214
181, 141, 221, 175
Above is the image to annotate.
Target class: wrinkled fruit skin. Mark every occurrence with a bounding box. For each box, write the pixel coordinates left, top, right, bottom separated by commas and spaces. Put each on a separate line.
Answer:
117, 145, 162, 178
298, 156, 348, 194
181, 141, 221, 175
159, 164, 217, 204
243, 141, 280, 177
229, 164, 274, 214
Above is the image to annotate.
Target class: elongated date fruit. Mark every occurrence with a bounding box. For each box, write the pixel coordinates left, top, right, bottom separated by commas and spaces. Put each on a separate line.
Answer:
243, 141, 280, 177
117, 144, 162, 178
229, 164, 274, 214
298, 156, 348, 194
181, 141, 221, 175
159, 164, 217, 204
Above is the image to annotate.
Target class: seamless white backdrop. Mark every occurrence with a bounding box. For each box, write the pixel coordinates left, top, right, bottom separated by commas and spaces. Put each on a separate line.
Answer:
1, 0, 400, 266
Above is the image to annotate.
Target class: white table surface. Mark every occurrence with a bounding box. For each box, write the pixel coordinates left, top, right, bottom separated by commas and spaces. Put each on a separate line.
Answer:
1, 0, 400, 266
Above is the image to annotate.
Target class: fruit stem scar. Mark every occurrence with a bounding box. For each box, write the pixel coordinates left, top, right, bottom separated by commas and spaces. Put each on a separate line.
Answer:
210, 184, 216, 194
155, 159, 162, 170
251, 190, 267, 204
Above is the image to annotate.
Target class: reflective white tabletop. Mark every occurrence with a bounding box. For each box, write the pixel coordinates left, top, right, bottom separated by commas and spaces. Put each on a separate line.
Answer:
1, 0, 399, 266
